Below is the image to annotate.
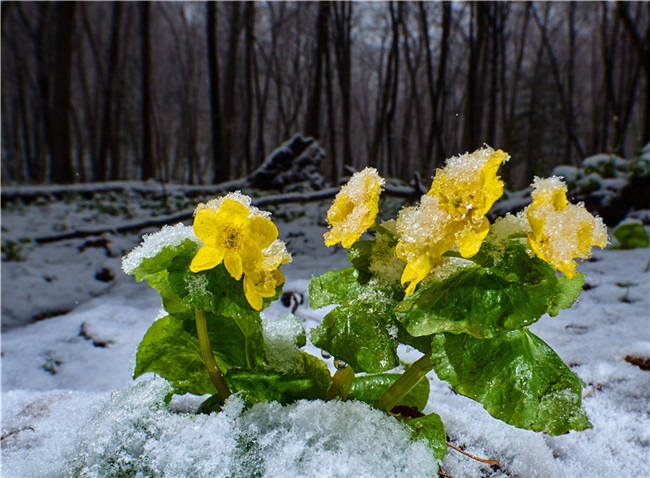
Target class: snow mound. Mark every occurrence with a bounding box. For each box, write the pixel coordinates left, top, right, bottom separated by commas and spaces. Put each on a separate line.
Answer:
4, 379, 438, 477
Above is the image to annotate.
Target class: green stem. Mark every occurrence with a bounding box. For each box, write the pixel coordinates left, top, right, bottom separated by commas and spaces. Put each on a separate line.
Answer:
326, 365, 355, 401
374, 351, 434, 412
195, 309, 231, 400
244, 337, 256, 369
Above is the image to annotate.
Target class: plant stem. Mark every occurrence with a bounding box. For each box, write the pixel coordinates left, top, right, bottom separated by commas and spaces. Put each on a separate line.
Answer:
326, 365, 355, 401
374, 351, 434, 412
195, 309, 231, 400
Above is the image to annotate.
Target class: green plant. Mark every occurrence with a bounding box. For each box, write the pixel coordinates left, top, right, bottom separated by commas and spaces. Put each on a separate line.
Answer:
122, 148, 607, 469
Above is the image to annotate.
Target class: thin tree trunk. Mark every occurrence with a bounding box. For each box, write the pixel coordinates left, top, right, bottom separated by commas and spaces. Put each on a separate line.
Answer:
304, 1, 330, 140
333, 2, 353, 174
243, 2, 255, 173
206, 1, 225, 183
222, 2, 243, 178
97, 2, 123, 181
50, 1, 76, 183
140, 2, 155, 180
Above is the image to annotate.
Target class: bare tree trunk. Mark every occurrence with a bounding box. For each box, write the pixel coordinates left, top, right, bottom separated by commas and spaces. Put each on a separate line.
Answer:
206, 1, 225, 183
324, 31, 338, 183
462, 3, 488, 153
616, 1, 650, 145
243, 2, 255, 174
97, 2, 123, 181
50, 1, 76, 183
399, 3, 423, 177
532, 3, 586, 160
304, 1, 330, 140
140, 2, 155, 180
222, 2, 243, 178
333, 2, 353, 174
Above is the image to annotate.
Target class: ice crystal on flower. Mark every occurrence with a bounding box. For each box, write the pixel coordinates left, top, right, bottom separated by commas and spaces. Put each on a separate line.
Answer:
121, 223, 198, 274
526, 177, 608, 279
324, 167, 385, 248
489, 212, 532, 244
194, 190, 270, 219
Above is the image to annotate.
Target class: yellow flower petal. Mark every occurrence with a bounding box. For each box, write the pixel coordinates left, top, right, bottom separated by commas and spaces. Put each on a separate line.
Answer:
272, 269, 285, 286
243, 277, 264, 311
247, 215, 278, 250
216, 197, 251, 225
189, 245, 224, 273
224, 250, 243, 280
456, 217, 490, 258
193, 208, 220, 247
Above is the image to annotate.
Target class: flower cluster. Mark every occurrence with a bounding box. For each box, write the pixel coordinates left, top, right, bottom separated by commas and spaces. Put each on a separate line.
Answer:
190, 192, 290, 310
324, 147, 608, 295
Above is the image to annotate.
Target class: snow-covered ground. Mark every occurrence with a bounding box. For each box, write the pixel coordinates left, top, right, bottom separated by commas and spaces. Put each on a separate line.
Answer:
2, 190, 649, 477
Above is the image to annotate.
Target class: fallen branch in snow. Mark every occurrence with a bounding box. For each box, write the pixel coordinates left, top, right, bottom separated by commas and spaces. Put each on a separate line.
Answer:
1, 426, 35, 442
446, 442, 500, 466
1, 179, 251, 203
31, 185, 420, 244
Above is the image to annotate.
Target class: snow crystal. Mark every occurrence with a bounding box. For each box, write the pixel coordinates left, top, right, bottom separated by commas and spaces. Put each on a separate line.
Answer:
262, 313, 305, 373
194, 191, 271, 219
121, 223, 198, 274
183, 273, 214, 308
440, 145, 509, 179
368, 223, 403, 285
396, 194, 454, 263
7, 379, 438, 477
488, 211, 531, 244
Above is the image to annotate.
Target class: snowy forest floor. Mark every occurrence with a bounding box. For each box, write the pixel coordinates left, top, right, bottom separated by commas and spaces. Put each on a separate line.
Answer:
1, 188, 649, 477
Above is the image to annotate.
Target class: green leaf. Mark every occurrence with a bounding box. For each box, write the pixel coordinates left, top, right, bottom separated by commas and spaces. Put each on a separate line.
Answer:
130, 240, 199, 319
396, 242, 576, 338
396, 265, 553, 338
548, 273, 584, 316
309, 265, 405, 373
612, 221, 649, 249
311, 302, 399, 373
403, 412, 447, 463
347, 373, 430, 411
133, 314, 215, 396
227, 353, 331, 405
130, 239, 199, 280
134, 312, 262, 396
430, 329, 592, 435
308, 267, 365, 309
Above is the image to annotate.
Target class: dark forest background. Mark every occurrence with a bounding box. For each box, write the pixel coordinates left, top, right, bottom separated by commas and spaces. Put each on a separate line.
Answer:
1, 1, 648, 190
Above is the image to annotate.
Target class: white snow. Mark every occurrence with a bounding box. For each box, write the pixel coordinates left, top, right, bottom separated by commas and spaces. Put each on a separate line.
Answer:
2, 188, 649, 477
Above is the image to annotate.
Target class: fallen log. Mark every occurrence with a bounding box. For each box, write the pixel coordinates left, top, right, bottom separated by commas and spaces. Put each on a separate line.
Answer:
32, 185, 419, 244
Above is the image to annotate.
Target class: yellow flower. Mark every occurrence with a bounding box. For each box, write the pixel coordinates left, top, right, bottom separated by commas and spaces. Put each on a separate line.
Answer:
244, 269, 285, 311
324, 167, 385, 248
427, 147, 509, 257
241, 239, 291, 310
396, 147, 509, 294
526, 177, 608, 279
396, 195, 459, 295
190, 196, 278, 280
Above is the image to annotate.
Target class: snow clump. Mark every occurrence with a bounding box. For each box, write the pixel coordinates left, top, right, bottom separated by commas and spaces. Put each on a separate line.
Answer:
65, 378, 439, 477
